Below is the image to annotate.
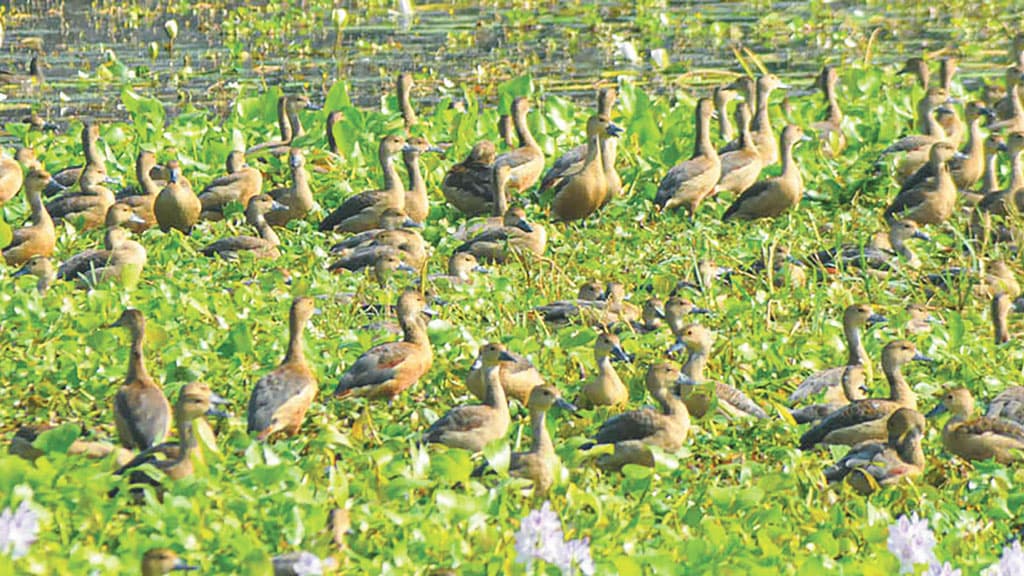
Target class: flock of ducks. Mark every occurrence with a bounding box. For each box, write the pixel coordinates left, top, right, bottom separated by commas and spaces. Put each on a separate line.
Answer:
5, 38, 1024, 571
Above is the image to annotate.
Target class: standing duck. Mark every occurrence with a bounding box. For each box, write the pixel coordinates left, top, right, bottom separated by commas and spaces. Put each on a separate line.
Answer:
550, 114, 624, 221
422, 342, 514, 452
927, 388, 1024, 464
319, 135, 411, 233
466, 345, 545, 406
201, 194, 284, 260
115, 150, 162, 231
109, 309, 172, 451
823, 407, 926, 495
199, 151, 264, 221
713, 84, 739, 143
247, 297, 319, 441
155, 162, 200, 234
494, 97, 545, 194
575, 331, 632, 409
401, 136, 443, 224
799, 340, 931, 449
884, 141, 960, 226
713, 102, 762, 198
722, 75, 786, 165
442, 140, 497, 216
655, 98, 720, 215
584, 363, 691, 471
265, 149, 313, 227
3, 167, 55, 266
901, 102, 994, 194
673, 323, 767, 419
0, 147, 24, 205
811, 65, 846, 157
722, 125, 809, 222
541, 87, 622, 199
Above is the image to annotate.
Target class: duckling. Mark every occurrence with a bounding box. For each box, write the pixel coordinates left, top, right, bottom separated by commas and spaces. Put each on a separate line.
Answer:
884, 141, 960, 226
805, 220, 931, 272
454, 203, 545, 264
334, 289, 433, 402
655, 98, 720, 215
397, 72, 418, 131
47, 123, 105, 195
154, 162, 200, 234
583, 363, 690, 471
713, 102, 762, 198
631, 298, 666, 333
199, 151, 264, 221
799, 340, 931, 450
141, 548, 198, 575
3, 167, 55, 266
402, 136, 443, 223
12, 255, 55, 293
576, 332, 632, 409
823, 407, 926, 495
319, 135, 411, 233
673, 323, 767, 419
265, 149, 312, 227
927, 388, 1024, 464
789, 304, 884, 406
541, 88, 621, 199
494, 97, 544, 193
550, 114, 624, 222
533, 281, 606, 324
722, 125, 808, 222
201, 194, 284, 260
247, 297, 319, 441
431, 252, 488, 285
109, 309, 172, 450
441, 140, 497, 216
811, 65, 847, 157
423, 342, 514, 452
466, 345, 545, 406
713, 84, 739, 143
905, 303, 940, 335
0, 147, 24, 205
473, 385, 577, 494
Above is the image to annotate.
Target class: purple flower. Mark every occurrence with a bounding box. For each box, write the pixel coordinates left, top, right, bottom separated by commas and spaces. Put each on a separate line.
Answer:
514, 501, 564, 568
887, 513, 937, 574
555, 537, 595, 576
0, 501, 40, 559
926, 562, 961, 576
985, 541, 1024, 576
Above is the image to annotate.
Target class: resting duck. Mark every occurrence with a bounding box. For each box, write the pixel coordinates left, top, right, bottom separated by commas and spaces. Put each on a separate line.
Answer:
329, 207, 419, 253
722, 125, 808, 222
673, 323, 767, 419
154, 162, 201, 234
328, 224, 427, 272
655, 98, 720, 215
11, 255, 55, 294
713, 102, 762, 198
533, 281, 606, 324
823, 407, 926, 495
454, 195, 545, 264
441, 140, 497, 216
199, 151, 264, 221
3, 167, 55, 266
494, 97, 545, 193
140, 549, 198, 575
466, 344, 545, 406
884, 141, 961, 226
114, 150, 162, 231
265, 149, 313, 227
319, 135, 411, 233
430, 252, 488, 285
109, 309, 172, 450
201, 194, 284, 260
56, 206, 146, 279
47, 123, 105, 196
927, 388, 1024, 464
0, 147, 24, 205
987, 384, 1024, 427
45, 164, 115, 230
575, 331, 632, 409
807, 220, 931, 273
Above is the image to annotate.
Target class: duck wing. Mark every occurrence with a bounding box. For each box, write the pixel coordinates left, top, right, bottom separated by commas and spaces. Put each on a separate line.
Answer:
592, 407, 661, 445
799, 399, 893, 450
58, 249, 112, 280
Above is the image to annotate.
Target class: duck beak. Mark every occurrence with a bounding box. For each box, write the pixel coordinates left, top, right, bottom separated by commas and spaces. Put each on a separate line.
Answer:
675, 373, 696, 387
172, 558, 198, 572
777, 81, 793, 90
912, 352, 934, 363
498, 351, 517, 362
952, 151, 969, 162
926, 403, 948, 418
981, 107, 997, 121
12, 266, 30, 278
515, 219, 534, 233
402, 144, 418, 153
555, 398, 579, 413
998, 141, 1010, 152
606, 122, 625, 137
128, 213, 147, 225
913, 230, 932, 242
668, 340, 686, 354
472, 265, 490, 274
205, 408, 230, 419
271, 200, 290, 211
926, 314, 943, 324
306, 101, 323, 111
402, 217, 423, 228
691, 306, 711, 315
396, 262, 416, 273
611, 345, 633, 363
421, 305, 437, 317
654, 307, 666, 319
867, 313, 887, 325
427, 145, 445, 154
209, 392, 229, 405
290, 155, 303, 168
935, 105, 954, 115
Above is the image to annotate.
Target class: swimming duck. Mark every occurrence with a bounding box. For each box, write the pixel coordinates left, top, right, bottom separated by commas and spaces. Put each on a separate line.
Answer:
0, 147, 24, 205
454, 202, 545, 264
631, 298, 666, 333
319, 135, 411, 233
12, 255, 55, 293
823, 407, 926, 495
713, 84, 739, 144
713, 102, 762, 198
494, 97, 545, 194
575, 331, 632, 409
334, 289, 433, 402
584, 363, 691, 471
789, 304, 883, 406
402, 136, 443, 223
109, 309, 172, 450
422, 342, 514, 452
154, 162, 200, 234
3, 167, 55, 266
673, 323, 767, 419
441, 140, 497, 216
655, 98, 720, 215
201, 194, 284, 260
533, 281, 606, 324
541, 87, 621, 199
884, 141, 960, 226
264, 149, 312, 227
47, 123, 105, 196
466, 344, 545, 406
799, 340, 930, 450
199, 151, 264, 221
811, 65, 847, 157
722, 125, 808, 222
550, 114, 625, 222
927, 388, 1024, 464
397, 72, 418, 131
247, 297, 319, 441
140, 548, 198, 575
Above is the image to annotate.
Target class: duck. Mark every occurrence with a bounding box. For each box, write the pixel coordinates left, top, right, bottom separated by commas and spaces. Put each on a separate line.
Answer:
498, 114, 516, 149
454, 202, 545, 264
247, 297, 319, 441
719, 76, 755, 151
0, 147, 24, 205
995, 67, 1024, 121
326, 110, 344, 157
722, 125, 808, 222
583, 363, 690, 471
664, 296, 711, 347
905, 303, 940, 335
924, 260, 1021, 301
986, 384, 1024, 427
109, 309, 172, 451
397, 72, 418, 131
401, 136, 443, 224
11, 255, 55, 293
430, 252, 488, 285
47, 123, 105, 195
154, 162, 201, 234
3, 167, 55, 266
0, 55, 44, 85
73, 228, 147, 289
799, 340, 931, 450
788, 304, 885, 407
713, 102, 762, 198
585, 282, 642, 327
713, 84, 739, 143
201, 194, 284, 260
247, 95, 314, 157
631, 298, 666, 333
246, 95, 294, 156
441, 140, 497, 216
655, 98, 720, 215
56, 206, 148, 282
823, 407, 926, 495
811, 65, 847, 157
472, 384, 577, 494
422, 342, 515, 452
805, 219, 931, 273
334, 289, 433, 402
884, 141, 960, 226
541, 87, 622, 200
8, 422, 133, 467
533, 281, 606, 324
885, 102, 955, 184
328, 225, 427, 272
319, 135, 410, 233
494, 97, 545, 194
45, 166, 115, 230
264, 149, 313, 227
198, 150, 264, 221
140, 548, 198, 575
789, 366, 867, 424
723, 75, 786, 165
673, 323, 767, 419
113, 150, 161, 231
466, 344, 545, 406
927, 388, 1024, 464
328, 208, 420, 254
745, 245, 808, 288
672, 260, 733, 294
972, 132, 1024, 243
962, 134, 1007, 207
550, 115, 625, 221
901, 102, 993, 194
575, 331, 632, 409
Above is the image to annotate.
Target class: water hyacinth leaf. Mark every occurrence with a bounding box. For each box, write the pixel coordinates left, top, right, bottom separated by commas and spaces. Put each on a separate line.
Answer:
32, 424, 80, 454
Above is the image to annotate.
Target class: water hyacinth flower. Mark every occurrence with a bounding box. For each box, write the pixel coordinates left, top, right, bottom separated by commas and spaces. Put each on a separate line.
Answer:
984, 541, 1024, 576
555, 537, 595, 576
0, 500, 40, 559
925, 562, 961, 576
887, 513, 937, 574
272, 551, 337, 576
514, 501, 564, 568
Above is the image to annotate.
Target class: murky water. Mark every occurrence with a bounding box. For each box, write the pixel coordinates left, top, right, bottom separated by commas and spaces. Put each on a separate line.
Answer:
0, 0, 1020, 127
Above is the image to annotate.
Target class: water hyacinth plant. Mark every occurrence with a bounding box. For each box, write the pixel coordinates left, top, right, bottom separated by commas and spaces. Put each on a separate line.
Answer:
0, 500, 39, 560
889, 514, 1024, 576
515, 502, 594, 575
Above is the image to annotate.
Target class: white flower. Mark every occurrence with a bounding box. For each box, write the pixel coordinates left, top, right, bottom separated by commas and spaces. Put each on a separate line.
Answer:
555, 537, 595, 576
292, 552, 324, 576
887, 513, 937, 574
0, 501, 40, 559
650, 49, 669, 69
984, 541, 1024, 576
331, 8, 348, 28
514, 501, 565, 568
163, 20, 178, 41
926, 562, 961, 576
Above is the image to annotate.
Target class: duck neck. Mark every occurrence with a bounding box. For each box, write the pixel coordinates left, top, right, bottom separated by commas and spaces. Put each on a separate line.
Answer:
529, 406, 553, 455
172, 414, 197, 463
693, 110, 714, 159
682, 347, 708, 383
925, 114, 945, 139
293, 163, 311, 202
717, 101, 734, 142
482, 364, 509, 416
84, 131, 103, 168
137, 160, 159, 196
739, 119, 754, 150
381, 152, 404, 193
584, 133, 603, 169
965, 117, 984, 158
780, 140, 797, 179
883, 361, 915, 405
401, 314, 429, 346
400, 89, 417, 129
126, 327, 151, 384
327, 118, 340, 155
995, 303, 1010, 344
983, 148, 1001, 193
277, 99, 293, 142
492, 176, 508, 217
600, 134, 618, 178
403, 153, 427, 206
284, 313, 307, 365
514, 108, 539, 150
28, 188, 50, 226
254, 213, 281, 246
753, 86, 772, 133
1011, 149, 1024, 192
654, 387, 688, 421
898, 433, 924, 468
844, 322, 867, 365
287, 108, 304, 140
